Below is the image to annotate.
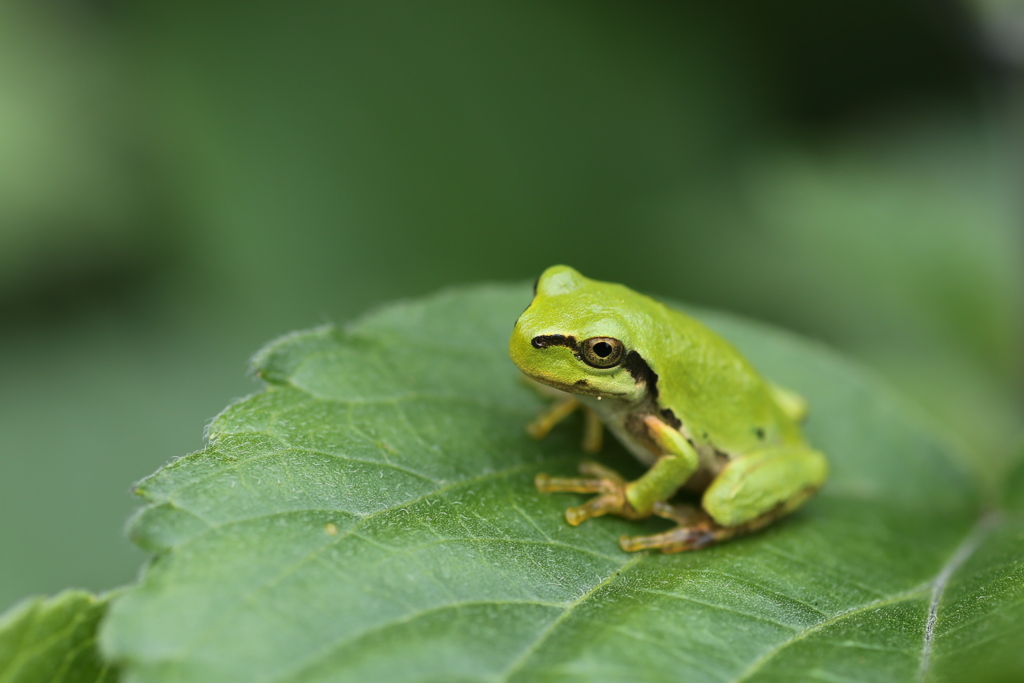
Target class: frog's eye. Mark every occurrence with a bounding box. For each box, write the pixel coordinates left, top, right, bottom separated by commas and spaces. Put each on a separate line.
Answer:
580, 337, 624, 368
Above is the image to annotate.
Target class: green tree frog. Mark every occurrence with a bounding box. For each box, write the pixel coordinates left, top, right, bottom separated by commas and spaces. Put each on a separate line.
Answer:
509, 265, 827, 553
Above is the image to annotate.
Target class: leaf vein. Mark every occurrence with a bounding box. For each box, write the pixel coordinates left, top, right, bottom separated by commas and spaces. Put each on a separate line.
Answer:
270, 599, 564, 683
730, 587, 927, 683
176, 460, 558, 654
497, 554, 645, 682
917, 511, 1001, 680
634, 588, 803, 632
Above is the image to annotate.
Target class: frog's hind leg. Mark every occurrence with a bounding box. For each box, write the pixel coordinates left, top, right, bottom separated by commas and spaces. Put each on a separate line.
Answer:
769, 383, 809, 422
619, 502, 796, 553
620, 445, 827, 553
702, 445, 827, 527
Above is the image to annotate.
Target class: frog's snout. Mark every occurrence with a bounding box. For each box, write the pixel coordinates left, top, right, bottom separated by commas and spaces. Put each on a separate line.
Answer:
509, 320, 533, 372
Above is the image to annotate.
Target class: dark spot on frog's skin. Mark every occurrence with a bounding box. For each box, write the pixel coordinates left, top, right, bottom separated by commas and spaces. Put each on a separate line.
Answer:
575, 379, 589, 387
661, 408, 682, 431
755, 427, 765, 440
531, 334, 578, 350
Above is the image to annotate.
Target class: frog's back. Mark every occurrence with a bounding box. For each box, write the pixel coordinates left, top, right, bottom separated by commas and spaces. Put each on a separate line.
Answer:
637, 301, 804, 456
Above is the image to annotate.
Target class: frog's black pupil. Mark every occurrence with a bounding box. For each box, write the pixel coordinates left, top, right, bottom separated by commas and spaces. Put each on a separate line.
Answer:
593, 341, 612, 357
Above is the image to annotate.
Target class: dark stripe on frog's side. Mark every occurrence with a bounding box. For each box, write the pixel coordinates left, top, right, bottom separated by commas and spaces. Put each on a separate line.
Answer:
622, 349, 731, 482
621, 350, 682, 430
621, 349, 653, 387
660, 407, 683, 431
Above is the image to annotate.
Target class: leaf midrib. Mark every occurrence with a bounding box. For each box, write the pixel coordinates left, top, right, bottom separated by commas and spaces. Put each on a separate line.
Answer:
732, 510, 999, 683
917, 510, 1002, 680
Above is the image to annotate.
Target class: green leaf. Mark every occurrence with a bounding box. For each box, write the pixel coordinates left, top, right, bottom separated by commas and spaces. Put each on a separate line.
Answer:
100, 284, 1023, 682
1007, 447, 1024, 514
0, 590, 117, 683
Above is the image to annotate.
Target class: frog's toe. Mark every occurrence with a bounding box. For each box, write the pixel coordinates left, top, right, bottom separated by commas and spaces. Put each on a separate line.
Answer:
535, 473, 608, 494
565, 493, 626, 526
619, 522, 723, 553
534, 461, 624, 495
650, 501, 701, 526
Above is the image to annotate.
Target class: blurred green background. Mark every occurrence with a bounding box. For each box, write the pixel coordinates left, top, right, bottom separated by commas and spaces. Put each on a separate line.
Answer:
1, 0, 1022, 611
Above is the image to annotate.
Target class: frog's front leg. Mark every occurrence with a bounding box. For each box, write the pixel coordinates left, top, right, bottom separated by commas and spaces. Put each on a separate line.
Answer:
620, 444, 827, 553
536, 415, 699, 526
526, 395, 603, 453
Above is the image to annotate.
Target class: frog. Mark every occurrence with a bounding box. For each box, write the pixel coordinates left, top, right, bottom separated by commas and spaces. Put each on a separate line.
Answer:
508, 265, 827, 553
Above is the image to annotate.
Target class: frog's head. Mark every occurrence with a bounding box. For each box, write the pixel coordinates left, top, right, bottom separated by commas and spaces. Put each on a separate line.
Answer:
509, 265, 653, 402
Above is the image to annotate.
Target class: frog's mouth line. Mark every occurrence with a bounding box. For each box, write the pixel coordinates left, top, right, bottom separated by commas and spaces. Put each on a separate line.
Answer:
519, 370, 628, 399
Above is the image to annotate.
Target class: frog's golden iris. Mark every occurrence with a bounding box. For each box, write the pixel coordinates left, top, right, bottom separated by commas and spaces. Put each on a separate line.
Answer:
580, 337, 624, 368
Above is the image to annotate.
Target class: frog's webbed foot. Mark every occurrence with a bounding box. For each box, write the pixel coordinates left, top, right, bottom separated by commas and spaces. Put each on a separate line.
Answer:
535, 461, 644, 525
